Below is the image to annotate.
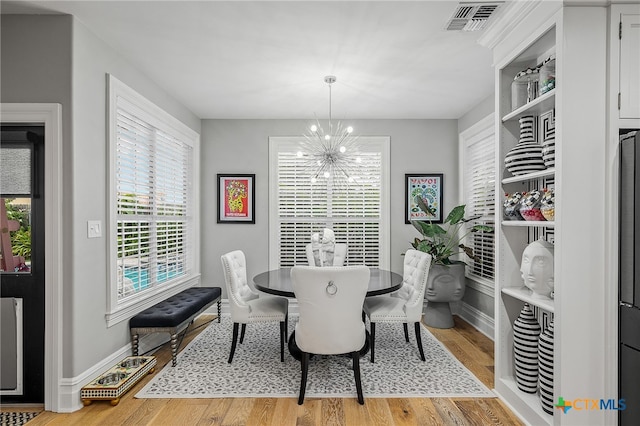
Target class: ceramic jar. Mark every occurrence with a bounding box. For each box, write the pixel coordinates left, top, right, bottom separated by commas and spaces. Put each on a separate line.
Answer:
504, 116, 546, 176
519, 190, 545, 221
503, 192, 524, 220
511, 67, 540, 111
540, 188, 555, 221
539, 57, 556, 95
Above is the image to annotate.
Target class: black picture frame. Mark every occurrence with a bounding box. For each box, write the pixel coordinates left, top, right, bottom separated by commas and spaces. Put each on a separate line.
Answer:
404, 173, 444, 224
216, 174, 256, 224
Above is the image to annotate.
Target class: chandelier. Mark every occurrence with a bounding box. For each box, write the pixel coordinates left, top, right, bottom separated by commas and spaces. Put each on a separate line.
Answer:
297, 76, 361, 185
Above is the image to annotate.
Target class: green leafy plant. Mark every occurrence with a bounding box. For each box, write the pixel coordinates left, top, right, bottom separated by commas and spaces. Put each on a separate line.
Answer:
410, 196, 492, 266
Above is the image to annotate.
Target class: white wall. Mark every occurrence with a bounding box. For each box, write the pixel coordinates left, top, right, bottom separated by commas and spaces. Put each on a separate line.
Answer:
200, 119, 459, 293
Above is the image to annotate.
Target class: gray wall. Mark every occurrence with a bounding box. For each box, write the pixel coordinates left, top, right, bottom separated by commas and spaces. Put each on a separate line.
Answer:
457, 94, 495, 319
200, 119, 459, 293
1, 15, 200, 377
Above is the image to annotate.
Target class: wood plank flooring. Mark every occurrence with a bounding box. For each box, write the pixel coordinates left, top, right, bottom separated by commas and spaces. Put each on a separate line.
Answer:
4, 315, 524, 425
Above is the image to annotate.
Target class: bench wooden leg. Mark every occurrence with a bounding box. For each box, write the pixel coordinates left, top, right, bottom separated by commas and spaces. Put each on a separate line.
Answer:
131, 334, 139, 356
170, 332, 179, 367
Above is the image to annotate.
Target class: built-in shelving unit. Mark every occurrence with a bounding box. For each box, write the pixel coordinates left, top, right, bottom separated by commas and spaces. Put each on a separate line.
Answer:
494, 12, 558, 426
489, 3, 610, 425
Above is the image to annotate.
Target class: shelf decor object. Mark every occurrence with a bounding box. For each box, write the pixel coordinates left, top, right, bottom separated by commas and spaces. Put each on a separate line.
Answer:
504, 116, 546, 176
80, 356, 156, 406
540, 109, 556, 168
503, 192, 524, 220
513, 303, 541, 393
511, 67, 540, 111
538, 320, 555, 415
521, 238, 555, 299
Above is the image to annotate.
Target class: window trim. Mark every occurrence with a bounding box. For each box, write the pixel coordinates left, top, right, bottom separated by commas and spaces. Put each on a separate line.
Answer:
459, 113, 495, 295
268, 136, 391, 269
106, 74, 201, 327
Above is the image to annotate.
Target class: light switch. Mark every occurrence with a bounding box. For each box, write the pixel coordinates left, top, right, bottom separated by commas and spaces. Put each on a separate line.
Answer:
88, 220, 102, 238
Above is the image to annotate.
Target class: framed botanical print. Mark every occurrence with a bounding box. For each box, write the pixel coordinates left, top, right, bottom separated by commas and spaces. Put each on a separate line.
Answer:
405, 173, 443, 224
217, 174, 255, 224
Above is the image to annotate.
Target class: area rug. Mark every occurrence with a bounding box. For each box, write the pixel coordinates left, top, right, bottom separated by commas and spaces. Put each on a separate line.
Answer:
136, 315, 493, 399
0, 412, 39, 426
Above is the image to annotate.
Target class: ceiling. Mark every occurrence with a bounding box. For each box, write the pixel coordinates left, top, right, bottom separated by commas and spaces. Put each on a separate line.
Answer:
1, 1, 506, 120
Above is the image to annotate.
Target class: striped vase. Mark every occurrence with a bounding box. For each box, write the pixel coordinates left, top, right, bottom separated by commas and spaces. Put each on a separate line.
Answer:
541, 137, 555, 168
538, 321, 555, 415
504, 116, 546, 176
513, 303, 541, 393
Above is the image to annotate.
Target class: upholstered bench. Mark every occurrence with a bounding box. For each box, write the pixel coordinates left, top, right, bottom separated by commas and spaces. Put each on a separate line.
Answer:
129, 286, 222, 366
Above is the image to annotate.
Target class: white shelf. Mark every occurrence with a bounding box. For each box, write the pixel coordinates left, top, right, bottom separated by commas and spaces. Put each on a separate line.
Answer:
502, 287, 555, 312
502, 220, 555, 228
502, 168, 555, 184
502, 90, 556, 122
495, 377, 553, 426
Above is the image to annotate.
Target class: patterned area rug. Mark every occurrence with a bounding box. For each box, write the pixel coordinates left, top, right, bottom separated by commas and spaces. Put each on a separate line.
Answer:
0, 412, 39, 426
136, 315, 493, 399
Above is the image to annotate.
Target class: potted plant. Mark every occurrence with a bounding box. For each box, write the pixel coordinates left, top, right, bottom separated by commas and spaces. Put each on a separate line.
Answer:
410, 196, 492, 328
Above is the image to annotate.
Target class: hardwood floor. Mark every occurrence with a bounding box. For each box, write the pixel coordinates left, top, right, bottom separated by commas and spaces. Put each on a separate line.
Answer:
5, 315, 524, 425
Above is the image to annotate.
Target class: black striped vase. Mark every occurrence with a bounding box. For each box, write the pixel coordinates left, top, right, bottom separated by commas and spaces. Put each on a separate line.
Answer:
538, 321, 555, 415
513, 303, 541, 393
504, 116, 546, 176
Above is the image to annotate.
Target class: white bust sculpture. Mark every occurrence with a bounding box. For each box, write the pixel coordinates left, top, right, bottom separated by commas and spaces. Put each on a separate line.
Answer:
311, 228, 336, 266
520, 238, 554, 299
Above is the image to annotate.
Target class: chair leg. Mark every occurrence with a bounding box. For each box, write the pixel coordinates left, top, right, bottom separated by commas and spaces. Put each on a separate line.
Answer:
280, 320, 286, 362
285, 313, 288, 343
228, 322, 239, 363
369, 322, 376, 363
352, 351, 364, 405
403, 323, 410, 342
414, 321, 426, 361
298, 352, 310, 405
239, 323, 247, 344
217, 300, 221, 323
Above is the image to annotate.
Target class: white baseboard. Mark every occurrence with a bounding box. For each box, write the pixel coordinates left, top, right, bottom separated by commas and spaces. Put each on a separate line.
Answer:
458, 302, 495, 341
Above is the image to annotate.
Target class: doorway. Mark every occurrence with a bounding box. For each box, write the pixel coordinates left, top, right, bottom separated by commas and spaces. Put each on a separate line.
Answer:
1, 126, 45, 403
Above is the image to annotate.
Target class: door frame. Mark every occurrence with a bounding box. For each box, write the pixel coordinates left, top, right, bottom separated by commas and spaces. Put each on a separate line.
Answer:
1, 103, 63, 411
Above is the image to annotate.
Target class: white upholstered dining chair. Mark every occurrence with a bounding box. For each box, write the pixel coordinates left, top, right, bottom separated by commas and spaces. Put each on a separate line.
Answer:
363, 249, 432, 363
291, 265, 370, 405
221, 250, 289, 363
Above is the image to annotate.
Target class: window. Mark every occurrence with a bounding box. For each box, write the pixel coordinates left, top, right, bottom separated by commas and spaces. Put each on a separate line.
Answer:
460, 115, 495, 286
107, 75, 200, 325
269, 136, 390, 269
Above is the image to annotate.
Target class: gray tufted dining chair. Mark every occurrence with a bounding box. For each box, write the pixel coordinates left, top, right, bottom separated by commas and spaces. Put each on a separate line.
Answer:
363, 249, 432, 363
221, 250, 289, 363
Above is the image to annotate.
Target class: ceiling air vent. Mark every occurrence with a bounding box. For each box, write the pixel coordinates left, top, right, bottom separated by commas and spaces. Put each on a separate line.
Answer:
445, 2, 502, 32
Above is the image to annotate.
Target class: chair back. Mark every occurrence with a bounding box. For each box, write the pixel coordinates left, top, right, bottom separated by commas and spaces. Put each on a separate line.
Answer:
397, 249, 433, 320
221, 250, 258, 320
291, 265, 369, 355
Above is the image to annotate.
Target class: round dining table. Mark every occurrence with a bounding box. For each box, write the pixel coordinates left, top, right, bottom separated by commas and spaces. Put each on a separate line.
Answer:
253, 267, 404, 298
253, 267, 404, 360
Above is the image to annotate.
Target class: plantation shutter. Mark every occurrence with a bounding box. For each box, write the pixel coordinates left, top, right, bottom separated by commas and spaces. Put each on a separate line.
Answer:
274, 138, 385, 267
464, 129, 495, 281
115, 97, 193, 300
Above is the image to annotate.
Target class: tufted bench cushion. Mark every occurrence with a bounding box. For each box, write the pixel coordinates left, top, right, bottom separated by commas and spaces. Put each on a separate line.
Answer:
130, 286, 221, 366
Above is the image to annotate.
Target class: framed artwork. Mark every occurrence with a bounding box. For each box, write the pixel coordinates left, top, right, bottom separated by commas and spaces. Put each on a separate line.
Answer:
217, 174, 255, 224
405, 173, 443, 224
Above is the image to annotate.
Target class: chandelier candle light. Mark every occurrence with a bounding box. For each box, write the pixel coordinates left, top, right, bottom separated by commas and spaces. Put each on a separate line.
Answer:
297, 76, 362, 186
